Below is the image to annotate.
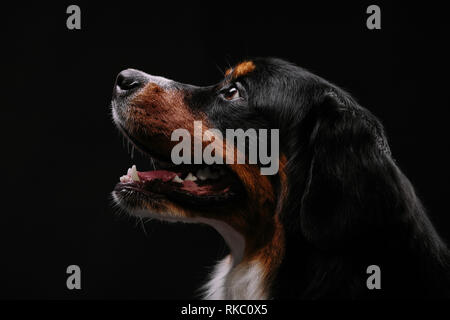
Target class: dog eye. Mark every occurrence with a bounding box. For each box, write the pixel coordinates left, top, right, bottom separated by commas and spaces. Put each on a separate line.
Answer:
223, 86, 240, 100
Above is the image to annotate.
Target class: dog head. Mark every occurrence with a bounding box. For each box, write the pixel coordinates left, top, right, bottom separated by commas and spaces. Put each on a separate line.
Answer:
111, 57, 402, 256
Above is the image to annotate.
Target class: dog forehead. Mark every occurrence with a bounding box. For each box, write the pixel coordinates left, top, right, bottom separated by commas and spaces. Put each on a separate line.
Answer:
225, 61, 256, 79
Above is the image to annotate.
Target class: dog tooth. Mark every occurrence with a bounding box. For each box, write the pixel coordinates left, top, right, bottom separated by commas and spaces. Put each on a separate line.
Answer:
172, 175, 184, 183
196, 169, 207, 180
120, 175, 131, 183
130, 165, 140, 182
197, 167, 221, 180
185, 172, 197, 181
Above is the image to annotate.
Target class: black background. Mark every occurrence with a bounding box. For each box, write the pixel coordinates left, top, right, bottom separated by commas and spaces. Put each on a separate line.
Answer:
2, 1, 448, 299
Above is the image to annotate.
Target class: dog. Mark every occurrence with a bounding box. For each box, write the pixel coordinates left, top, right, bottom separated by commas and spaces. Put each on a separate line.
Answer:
110, 57, 450, 299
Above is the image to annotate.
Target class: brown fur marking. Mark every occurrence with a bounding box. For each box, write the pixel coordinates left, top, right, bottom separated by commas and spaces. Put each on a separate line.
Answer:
225, 61, 256, 79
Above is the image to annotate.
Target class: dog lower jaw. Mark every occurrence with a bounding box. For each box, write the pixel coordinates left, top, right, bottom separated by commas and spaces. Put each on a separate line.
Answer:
112, 195, 282, 300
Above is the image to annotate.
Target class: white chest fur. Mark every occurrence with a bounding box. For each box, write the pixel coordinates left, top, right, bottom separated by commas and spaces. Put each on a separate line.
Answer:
202, 255, 268, 300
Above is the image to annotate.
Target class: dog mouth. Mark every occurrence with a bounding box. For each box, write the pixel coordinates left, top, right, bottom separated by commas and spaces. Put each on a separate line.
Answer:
115, 163, 243, 206
113, 125, 245, 208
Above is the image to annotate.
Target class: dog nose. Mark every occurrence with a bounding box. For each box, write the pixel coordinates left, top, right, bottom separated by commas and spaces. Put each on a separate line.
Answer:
115, 69, 147, 92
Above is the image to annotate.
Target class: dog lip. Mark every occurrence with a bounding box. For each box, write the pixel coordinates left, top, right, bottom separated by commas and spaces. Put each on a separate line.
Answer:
115, 121, 173, 167
114, 170, 244, 206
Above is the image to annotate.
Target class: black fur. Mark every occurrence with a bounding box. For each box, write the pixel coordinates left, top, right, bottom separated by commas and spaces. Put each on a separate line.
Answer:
194, 57, 450, 298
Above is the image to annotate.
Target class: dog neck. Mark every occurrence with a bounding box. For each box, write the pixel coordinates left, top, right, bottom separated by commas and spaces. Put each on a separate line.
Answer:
198, 218, 246, 266
198, 217, 284, 299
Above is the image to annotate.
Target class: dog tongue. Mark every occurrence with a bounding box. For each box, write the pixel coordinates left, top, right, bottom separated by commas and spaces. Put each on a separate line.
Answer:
137, 170, 178, 182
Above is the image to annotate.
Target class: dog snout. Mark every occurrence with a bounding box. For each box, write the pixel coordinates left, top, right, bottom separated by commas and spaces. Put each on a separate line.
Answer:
114, 69, 148, 95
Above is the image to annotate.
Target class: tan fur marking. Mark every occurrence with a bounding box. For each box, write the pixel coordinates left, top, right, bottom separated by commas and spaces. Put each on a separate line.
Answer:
226, 61, 256, 79
225, 68, 233, 77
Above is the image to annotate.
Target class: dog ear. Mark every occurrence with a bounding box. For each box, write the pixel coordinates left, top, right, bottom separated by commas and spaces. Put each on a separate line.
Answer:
299, 92, 403, 249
